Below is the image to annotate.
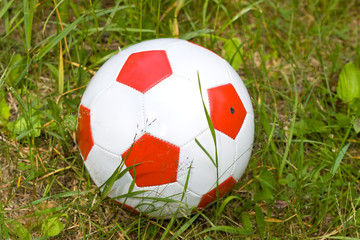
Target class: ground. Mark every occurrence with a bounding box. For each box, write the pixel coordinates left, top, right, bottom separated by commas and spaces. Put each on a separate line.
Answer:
0, 0, 360, 239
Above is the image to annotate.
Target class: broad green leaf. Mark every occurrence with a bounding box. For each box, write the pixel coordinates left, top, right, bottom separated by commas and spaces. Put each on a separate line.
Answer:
353, 118, 360, 133
254, 168, 276, 202
356, 209, 360, 225
42, 216, 65, 237
7, 219, 31, 240
241, 213, 253, 231
337, 62, 360, 103
8, 54, 24, 84
284, 173, 296, 188
293, 118, 326, 136
254, 188, 273, 202
258, 168, 276, 190
19, 161, 31, 171
224, 38, 244, 70
349, 98, 360, 113
0, 221, 11, 239
255, 206, 266, 240
8, 113, 42, 139
335, 113, 352, 128
0, 95, 10, 126
64, 114, 77, 131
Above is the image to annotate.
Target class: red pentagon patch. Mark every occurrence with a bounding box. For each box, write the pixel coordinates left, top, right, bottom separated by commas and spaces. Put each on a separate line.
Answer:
207, 84, 246, 139
76, 105, 94, 161
116, 50, 172, 93
122, 133, 180, 187
197, 176, 237, 209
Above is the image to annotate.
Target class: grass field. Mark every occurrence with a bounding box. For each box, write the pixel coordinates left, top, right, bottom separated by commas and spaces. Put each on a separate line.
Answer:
1, 0, 360, 239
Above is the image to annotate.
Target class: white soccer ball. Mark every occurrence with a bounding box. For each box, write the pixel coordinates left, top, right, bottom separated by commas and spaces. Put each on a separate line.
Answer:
76, 38, 254, 218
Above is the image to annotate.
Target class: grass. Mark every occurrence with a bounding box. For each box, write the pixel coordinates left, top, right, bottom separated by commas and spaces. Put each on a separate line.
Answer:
0, 0, 360, 238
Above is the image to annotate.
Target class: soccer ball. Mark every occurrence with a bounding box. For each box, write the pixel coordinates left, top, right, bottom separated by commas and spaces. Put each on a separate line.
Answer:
76, 38, 254, 218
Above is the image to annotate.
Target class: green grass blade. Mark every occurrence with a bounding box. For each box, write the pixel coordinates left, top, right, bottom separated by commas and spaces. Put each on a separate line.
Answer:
0, 58, 10, 89
218, 0, 264, 35
100, 162, 138, 199
330, 142, 350, 176
216, 195, 241, 216
111, 190, 149, 201
197, 71, 218, 169
30, 190, 92, 206
87, 26, 156, 33
279, 70, 298, 177
169, 213, 201, 240
195, 138, 216, 167
0, 0, 14, 21
15, 128, 37, 141
23, 0, 34, 52
326, 237, 360, 240
42, 0, 65, 35
197, 71, 217, 148
198, 225, 252, 236
180, 29, 214, 40
1, 9, 23, 40
35, 15, 84, 60
197, 70, 221, 220
58, 41, 64, 94
160, 214, 176, 240
8, 87, 27, 111
181, 161, 193, 201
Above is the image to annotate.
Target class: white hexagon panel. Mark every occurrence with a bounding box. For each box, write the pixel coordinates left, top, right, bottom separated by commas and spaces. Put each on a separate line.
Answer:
143, 75, 209, 146
76, 38, 254, 219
